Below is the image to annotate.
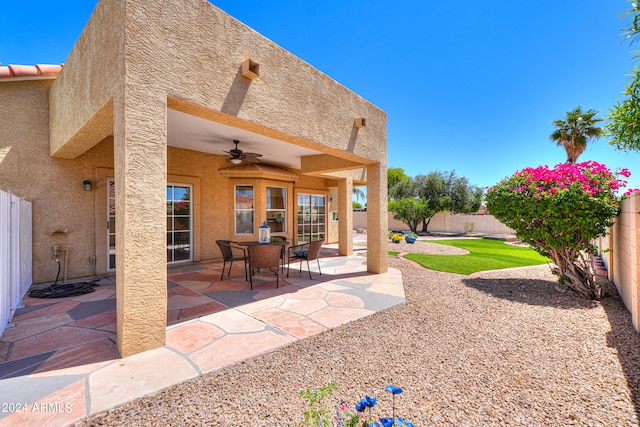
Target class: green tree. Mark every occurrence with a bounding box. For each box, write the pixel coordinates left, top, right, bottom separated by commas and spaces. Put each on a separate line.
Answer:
449, 175, 484, 214
550, 106, 605, 164
388, 197, 430, 233
387, 170, 483, 233
485, 161, 632, 299
607, 1, 640, 152
607, 68, 640, 151
387, 167, 410, 198
414, 171, 451, 231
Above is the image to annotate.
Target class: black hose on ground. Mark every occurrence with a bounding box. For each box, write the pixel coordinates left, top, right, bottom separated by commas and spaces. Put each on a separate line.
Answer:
28, 255, 100, 299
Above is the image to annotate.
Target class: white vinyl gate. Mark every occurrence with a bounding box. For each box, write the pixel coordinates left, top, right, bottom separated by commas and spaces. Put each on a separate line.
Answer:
0, 189, 32, 337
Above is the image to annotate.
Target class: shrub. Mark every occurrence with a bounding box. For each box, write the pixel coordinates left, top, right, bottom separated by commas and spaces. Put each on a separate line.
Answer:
485, 161, 634, 299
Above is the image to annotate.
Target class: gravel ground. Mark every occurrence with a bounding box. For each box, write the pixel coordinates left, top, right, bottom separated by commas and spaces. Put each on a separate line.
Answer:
82, 245, 640, 426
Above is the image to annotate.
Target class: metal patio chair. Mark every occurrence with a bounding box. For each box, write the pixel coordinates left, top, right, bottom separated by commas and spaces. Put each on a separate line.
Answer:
216, 240, 248, 281
287, 240, 324, 279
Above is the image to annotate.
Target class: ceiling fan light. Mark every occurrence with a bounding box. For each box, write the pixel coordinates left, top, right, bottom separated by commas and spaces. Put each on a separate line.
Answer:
230, 158, 242, 165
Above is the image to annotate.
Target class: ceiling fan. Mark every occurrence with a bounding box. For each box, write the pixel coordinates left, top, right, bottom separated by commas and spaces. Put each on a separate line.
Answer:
224, 140, 262, 164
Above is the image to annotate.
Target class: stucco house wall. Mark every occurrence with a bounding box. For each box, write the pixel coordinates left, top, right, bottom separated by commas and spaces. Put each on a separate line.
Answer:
0, 80, 341, 284
1, 0, 388, 356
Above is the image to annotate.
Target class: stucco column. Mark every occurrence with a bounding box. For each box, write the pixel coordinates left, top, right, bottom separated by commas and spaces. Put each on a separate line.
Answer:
113, 89, 168, 357
338, 178, 353, 256
366, 163, 388, 273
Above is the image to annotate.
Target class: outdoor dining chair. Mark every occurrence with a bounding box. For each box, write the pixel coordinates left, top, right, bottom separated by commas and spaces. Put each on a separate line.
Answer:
216, 240, 248, 281
269, 236, 288, 272
247, 244, 282, 290
287, 240, 324, 279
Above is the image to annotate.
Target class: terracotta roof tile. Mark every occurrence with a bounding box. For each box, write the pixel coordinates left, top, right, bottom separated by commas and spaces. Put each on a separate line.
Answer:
0, 63, 63, 79
36, 64, 63, 75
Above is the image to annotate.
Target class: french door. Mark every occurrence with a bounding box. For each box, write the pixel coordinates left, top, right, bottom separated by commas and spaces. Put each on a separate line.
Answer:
107, 180, 192, 270
296, 194, 326, 243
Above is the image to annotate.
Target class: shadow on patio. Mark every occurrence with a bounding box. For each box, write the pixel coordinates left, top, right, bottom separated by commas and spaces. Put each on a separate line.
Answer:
0, 247, 400, 381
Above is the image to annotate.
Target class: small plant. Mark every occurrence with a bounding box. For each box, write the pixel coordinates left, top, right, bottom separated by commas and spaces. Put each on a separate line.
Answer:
299, 383, 415, 426
463, 221, 475, 233
389, 233, 404, 243
300, 382, 337, 426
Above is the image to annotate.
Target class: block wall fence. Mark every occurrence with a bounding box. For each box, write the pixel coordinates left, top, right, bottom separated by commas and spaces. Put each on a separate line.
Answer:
353, 211, 514, 235
600, 193, 640, 331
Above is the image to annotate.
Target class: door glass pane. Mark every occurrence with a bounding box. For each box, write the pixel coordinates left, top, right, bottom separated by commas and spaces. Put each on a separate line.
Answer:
174, 217, 190, 231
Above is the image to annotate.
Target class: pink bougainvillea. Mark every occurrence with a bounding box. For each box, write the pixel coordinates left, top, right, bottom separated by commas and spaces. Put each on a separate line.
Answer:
485, 161, 633, 299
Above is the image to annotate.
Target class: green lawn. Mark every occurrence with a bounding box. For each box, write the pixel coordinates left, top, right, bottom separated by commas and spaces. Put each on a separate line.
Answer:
403, 239, 548, 275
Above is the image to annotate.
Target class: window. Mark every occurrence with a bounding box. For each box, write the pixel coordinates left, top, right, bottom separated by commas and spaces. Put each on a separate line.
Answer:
266, 186, 286, 233
235, 185, 254, 235
297, 193, 326, 243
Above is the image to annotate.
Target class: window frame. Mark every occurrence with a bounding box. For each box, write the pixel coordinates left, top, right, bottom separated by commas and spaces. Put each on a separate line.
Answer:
266, 186, 287, 234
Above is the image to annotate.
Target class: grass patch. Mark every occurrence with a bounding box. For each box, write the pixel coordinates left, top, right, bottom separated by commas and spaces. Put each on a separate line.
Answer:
388, 251, 399, 256
404, 239, 548, 275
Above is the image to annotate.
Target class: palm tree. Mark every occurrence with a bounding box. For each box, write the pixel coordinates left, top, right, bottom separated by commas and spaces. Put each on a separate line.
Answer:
352, 187, 365, 203
549, 106, 605, 164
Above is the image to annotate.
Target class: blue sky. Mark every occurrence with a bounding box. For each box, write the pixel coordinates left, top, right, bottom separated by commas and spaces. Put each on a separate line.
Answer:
2, 0, 640, 191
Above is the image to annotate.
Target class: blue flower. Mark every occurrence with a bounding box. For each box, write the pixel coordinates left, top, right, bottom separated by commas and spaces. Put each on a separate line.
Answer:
356, 395, 378, 412
379, 417, 395, 427
365, 395, 377, 408
385, 385, 403, 395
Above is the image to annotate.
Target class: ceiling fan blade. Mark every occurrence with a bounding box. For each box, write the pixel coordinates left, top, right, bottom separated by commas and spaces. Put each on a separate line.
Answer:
242, 152, 263, 159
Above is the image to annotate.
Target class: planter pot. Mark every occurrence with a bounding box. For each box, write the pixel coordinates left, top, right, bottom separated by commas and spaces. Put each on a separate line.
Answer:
392, 240, 401, 244
405, 237, 416, 244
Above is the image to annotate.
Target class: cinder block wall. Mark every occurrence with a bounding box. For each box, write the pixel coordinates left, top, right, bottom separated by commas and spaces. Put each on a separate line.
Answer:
601, 193, 640, 331
353, 212, 513, 235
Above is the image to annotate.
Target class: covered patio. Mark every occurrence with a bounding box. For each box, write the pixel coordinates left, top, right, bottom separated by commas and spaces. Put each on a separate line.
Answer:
1, 0, 389, 361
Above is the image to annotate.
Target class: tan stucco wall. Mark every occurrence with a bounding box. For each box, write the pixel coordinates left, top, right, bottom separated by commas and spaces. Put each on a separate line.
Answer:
0, 80, 114, 284
50, 0, 386, 167
601, 193, 640, 330
49, 0, 123, 158
0, 79, 337, 284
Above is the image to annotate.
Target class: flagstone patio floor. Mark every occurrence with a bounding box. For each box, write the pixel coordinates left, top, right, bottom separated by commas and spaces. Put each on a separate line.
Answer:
0, 245, 404, 426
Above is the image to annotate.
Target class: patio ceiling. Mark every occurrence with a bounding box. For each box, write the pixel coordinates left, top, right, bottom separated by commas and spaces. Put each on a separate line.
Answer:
167, 109, 322, 170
